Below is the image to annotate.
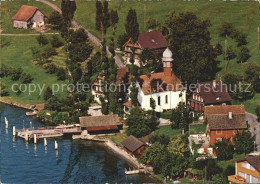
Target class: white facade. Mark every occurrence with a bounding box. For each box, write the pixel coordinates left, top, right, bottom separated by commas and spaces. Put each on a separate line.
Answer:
136, 83, 186, 112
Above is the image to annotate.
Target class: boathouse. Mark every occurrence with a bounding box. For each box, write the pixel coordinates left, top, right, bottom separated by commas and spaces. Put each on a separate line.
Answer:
121, 135, 147, 157
79, 115, 122, 134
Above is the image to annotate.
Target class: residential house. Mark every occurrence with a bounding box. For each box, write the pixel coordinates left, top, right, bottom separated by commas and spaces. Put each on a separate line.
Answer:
79, 115, 122, 134
121, 135, 147, 157
123, 31, 169, 66
205, 105, 248, 145
12, 5, 46, 29
127, 47, 186, 112
189, 80, 232, 111
92, 67, 131, 103
228, 155, 260, 183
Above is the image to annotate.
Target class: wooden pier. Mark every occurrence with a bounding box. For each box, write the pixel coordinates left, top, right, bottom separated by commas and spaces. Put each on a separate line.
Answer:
16, 125, 82, 141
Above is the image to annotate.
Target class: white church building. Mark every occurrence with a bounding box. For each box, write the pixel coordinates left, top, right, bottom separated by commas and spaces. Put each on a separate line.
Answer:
126, 48, 186, 112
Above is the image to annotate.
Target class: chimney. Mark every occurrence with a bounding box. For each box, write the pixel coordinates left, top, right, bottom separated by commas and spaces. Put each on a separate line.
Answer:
228, 112, 232, 119
213, 80, 216, 88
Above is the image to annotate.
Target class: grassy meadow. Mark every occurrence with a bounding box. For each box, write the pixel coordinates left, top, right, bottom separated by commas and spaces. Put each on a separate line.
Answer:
0, 35, 68, 105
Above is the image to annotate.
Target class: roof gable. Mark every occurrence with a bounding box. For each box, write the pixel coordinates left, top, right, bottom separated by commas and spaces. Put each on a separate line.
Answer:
12, 5, 41, 21
122, 135, 145, 152
137, 31, 169, 50
195, 81, 232, 104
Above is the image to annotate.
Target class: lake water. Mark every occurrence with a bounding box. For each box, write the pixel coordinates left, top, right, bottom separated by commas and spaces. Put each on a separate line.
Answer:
0, 103, 158, 183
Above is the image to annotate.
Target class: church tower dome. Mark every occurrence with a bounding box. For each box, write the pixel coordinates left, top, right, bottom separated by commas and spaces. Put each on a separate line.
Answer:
162, 47, 173, 76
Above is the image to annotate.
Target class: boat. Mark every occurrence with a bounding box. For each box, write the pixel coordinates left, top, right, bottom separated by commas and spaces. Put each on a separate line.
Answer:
26, 111, 37, 116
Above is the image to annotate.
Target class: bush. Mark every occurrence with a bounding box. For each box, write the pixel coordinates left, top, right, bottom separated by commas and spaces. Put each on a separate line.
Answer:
42, 46, 57, 58
37, 34, 49, 46
226, 45, 236, 60
51, 35, 64, 48
19, 73, 33, 84
11, 67, 23, 81
256, 105, 260, 121
44, 63, 58, 74
0, 64, 12, 77
219, 22, 236, 37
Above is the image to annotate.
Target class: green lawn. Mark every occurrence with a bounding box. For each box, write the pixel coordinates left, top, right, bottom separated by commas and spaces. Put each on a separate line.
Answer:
103, 130, 128, 146
0, 36, 68, 105
189, 124, 206, 135
155, 125, 181, 137
1, 1, 55, 34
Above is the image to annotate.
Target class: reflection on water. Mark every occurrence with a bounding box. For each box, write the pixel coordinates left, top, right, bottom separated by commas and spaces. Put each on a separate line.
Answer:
0, 103, 159, 183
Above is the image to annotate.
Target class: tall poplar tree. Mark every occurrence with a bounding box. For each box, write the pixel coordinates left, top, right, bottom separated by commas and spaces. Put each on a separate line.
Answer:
125, 9, 139, 42
95, 1, 110, 41
61, 0, 76, 24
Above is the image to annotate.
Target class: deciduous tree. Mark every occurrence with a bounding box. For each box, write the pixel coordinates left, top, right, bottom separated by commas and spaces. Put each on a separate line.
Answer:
233, 131, 255, 154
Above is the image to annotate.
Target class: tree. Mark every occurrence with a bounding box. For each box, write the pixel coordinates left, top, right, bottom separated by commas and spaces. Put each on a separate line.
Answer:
69, 28, 88, 44
167, 134, 190, 157
215, 43, 223, 56
44, 86, 53, 101
148, 134, 170, 146
219, 21, 236, 37
0, 83, 9, 96
117, 33, 129, 51
61, 0, 76, 24
125, 9, 139, 42
56, 68, 66, 81
140, 48, 159, 74
211, 174, 227, 184
110, 9, 119, 32
19, 73, 33, 84
171, 102, 192, 131
256, 105, 260, 122
48, 11, 64, 30
68, 42, 93, 62
235, 32, 248, 47
129, 83, 139, 107
165, 12, 220, 84
126, 107, 156, 137
226, 45, 236, 60
237, 45, 250, 63
51, 35, 64, 48
142, 142, 166, 164
37, 34, 49, 46
233, 131, 255, 154
245, 62, 260, 92
95, 1, 110, 41
150, 97, 156, 110
146, 18, 160, 31
214, 138, 234, 161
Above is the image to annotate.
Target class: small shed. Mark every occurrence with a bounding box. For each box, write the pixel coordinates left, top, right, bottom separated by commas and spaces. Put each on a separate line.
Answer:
12, 5, 46, 29
121, 135, 147, 157
35, 104, 45, 111
79, 115, 122, 134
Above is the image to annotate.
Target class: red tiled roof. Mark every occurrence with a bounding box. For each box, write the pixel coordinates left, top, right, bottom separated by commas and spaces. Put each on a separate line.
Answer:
12, 5, 39, 21
35, 104, 45, 111
123, 100, 132, 107
116, 67, 131, 86
137, 31, 169, 50
205, 105, 245, 116
139, 72, 182, 94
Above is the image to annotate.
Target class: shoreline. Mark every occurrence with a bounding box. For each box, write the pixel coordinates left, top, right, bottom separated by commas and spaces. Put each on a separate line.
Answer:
0, 98, 34, 110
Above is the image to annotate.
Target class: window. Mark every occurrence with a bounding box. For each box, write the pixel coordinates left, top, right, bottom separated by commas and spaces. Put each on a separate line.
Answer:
252, 176, 259, 183
216, 138, 222, 142
158, 96, 161, 106
241, 162, 247, 168
250, 165, 255, 171
246, 174, 250, 183
238, 172, 245, 179
216, 130, 222, 134
165, 95, 168, 104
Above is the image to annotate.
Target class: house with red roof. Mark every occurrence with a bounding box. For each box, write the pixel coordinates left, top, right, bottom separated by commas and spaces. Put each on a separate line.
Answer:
12, 5, 46, 29
127, 47, 186, 112
123, 31, 169, 66
204, 105, 248, 145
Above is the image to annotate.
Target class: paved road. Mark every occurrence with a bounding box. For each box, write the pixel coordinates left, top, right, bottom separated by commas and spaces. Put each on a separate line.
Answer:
39, 0, 125, 68
246, 112, 260, 152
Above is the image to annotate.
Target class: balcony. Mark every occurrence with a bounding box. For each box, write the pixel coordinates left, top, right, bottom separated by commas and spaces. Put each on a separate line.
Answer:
228, 175, 246, 183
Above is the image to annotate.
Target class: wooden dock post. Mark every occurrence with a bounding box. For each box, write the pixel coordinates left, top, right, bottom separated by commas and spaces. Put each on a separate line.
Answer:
13, 126, 16, 136
5, 117, 8, 129
55, 140, 58, 150
34, 134, 37, 144
25, 132, 29, 141
44, 138, 47, 147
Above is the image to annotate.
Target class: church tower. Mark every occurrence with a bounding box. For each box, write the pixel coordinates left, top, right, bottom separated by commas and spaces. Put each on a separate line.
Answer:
162, 47, 173, 76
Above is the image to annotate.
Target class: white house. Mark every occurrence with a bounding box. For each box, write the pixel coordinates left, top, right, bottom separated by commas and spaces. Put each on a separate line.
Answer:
127, 48, 186, 112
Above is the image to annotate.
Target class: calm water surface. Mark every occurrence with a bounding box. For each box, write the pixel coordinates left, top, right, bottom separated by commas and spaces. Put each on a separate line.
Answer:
0, 103, 159, 183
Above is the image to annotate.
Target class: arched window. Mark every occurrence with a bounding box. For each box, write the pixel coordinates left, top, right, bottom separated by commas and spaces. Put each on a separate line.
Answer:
165, 95, 168, 104
158, 96, 161, 106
